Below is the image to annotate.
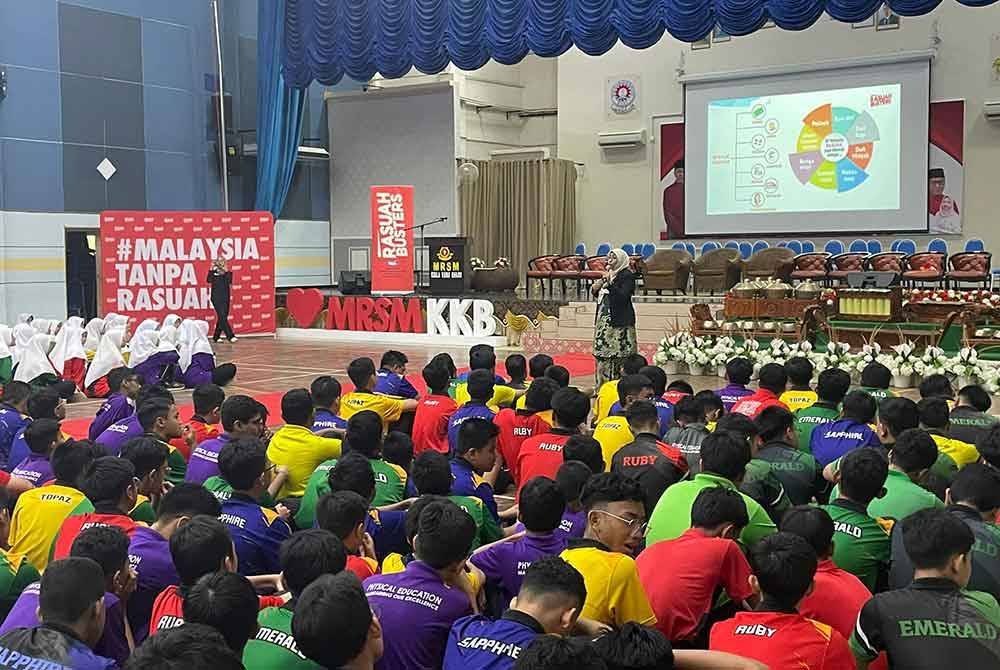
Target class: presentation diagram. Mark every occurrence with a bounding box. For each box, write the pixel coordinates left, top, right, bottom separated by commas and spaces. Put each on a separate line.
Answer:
705, 84, 901, 215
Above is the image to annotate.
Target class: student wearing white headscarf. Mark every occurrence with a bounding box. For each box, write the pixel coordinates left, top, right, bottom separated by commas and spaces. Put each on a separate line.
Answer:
157, 315, 182, 348
590, 248, 638, 386
13, 333, 76, 398
178, 320, 236, 387
83, 318, 105, 355
11, 323, 35, 366
129, 329, 179, 386
49, 317, 88, 391
84, 329, 132, 399
0, 327, 14, 385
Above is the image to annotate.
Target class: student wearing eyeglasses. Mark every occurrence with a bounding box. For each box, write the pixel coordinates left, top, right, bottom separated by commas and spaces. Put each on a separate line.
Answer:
559, 472, 655, 628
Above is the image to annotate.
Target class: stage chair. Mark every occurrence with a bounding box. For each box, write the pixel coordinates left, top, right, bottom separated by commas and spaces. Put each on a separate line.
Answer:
641, 249, 692, 295
827, 252, 868, 285
849, 239, 868, 253
824, 240, 845, 256
724, 241, 740, 252
596, 243, 611, 256
966, 239, 985, 253
580, 255, 609, 294
575, 243, 586, 255
752, 240, 769, 254
641, 243, 656, 259
802, 241, 816, 253
947, 252, 992, 289
787, 240, 803, 255
745, 247, 795, 282
738, 242, 753, 260
894, 239, 917, 255
865, 252, 907, 275
551, 255, 586, 297
672, 242, 688, 253
867, 240, 883, 254
692, 248, 743, 295
621, 244, 635, 255
702, 241, 721, 255
527, 254, 559, 297
790, 252, 831, 284
902, 252, 947, 288
928, 239, 948, 254
685, 243, 697, 257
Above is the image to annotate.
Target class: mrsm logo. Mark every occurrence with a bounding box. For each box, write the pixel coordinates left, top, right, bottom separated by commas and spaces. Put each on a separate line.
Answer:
870, 92, 893, 107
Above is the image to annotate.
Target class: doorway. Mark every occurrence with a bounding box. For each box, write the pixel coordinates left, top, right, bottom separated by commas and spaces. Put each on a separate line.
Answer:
65, 231, 97, 320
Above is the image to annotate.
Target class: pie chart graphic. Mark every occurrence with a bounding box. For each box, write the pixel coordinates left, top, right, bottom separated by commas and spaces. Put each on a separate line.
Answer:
788, 103, 879, 193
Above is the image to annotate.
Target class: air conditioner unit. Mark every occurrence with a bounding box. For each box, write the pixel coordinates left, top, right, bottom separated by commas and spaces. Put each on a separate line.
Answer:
597, 129, 647, 148
489, 147, 551, 161
984, 101, 1000, 121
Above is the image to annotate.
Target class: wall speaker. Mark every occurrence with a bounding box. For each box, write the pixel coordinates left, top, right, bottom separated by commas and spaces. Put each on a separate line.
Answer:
339, 271, 372, 295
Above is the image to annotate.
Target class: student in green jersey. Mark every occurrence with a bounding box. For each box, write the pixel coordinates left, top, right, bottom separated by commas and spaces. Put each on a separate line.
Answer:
821, 447, 892, 592
243, 529, 348, 670
138, 398, 191, 486
0, 487, 40, 620
183, 571, 260, 654
859, 362, 895, 406
292, 572, 385, 670
345, 411, 408, 506
411, 450, 503, 550
794, 368, 850, 452
866, 428, 943, 520
754, 407, 826, 506
203, 459, 288, 508
120, 436, 170, 524
715, 413, 792, 523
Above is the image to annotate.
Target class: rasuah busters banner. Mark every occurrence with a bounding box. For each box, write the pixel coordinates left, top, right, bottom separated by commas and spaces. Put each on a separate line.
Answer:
370, 185, 415, 294
100, 211, 276, 335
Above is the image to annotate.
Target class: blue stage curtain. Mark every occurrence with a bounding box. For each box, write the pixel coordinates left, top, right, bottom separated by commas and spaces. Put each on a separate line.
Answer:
283, 0, 998, 87
256, 0, 306, 217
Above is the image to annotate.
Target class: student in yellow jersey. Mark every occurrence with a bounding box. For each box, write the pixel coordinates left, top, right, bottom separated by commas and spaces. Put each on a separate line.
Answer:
593, 354, 647, 424
592, 375, 654, 471
341, 358, 417, 425
779, 357, 817, 412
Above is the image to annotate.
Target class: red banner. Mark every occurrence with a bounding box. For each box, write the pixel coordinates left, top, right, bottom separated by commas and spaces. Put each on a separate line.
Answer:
370, 185, 415, 294
99, 211, 276, 335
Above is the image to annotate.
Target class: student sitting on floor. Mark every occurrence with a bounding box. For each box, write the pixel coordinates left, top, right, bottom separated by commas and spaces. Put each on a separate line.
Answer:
695, 390, 724, 432
93, 384, 171, 456
611, 400, 687, 517
950, 384, 998, 446
182, 571, 260, 655
663, 396, 711, 474
709, 532, 853, 667
593, 374, 654, 469
456, 345, 520, 409
920, 397, 981, 468
178, 320, 237, 388
412, 362, 460, 457
517, 388, 590, 491
607, 365, 674, 435
342, 358, 417, 426
266, 388, 342, 499
315, 492, 379, 580
120, 436, 170, 524
187, 394, 265, 486
859, 362, 895, 406
810, 390, 880, 467
87, 368, 142, 441
715, 357, 754, 413
494, 378, 559, 485
504, 354, 529, 390
311, 375, 347, 432
594, 354, 647, 423
172, 384, 225, 460
448, 370, 498, 454
374, 350, 419, 399
412, 450, 502, 551
451, 418, 501, 522
795, 368, 851, 453
85, 328, 128, 399
780, 356, 817, 412
292, 573, 386, 670
731, 363, 789, 419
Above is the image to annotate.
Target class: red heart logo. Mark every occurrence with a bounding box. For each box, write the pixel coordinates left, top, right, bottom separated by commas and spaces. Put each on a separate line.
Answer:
286, 288, 325, 327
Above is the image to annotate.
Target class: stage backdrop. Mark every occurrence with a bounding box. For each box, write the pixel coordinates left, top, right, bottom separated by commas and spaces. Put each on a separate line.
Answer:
100, 211, 276, 335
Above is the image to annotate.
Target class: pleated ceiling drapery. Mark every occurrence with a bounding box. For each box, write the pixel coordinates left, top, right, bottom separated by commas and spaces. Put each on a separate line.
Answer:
283, 0, 998, 87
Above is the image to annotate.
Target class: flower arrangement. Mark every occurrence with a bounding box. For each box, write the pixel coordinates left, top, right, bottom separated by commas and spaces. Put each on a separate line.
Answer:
494, 257, 511, 269
470, 257, 511, 270
470, 257, 486, 270
907, 288, 1000, 308
914, 345, 951, 378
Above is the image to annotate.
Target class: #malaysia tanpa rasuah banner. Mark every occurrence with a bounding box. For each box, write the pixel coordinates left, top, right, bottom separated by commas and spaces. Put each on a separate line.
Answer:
370, 185, 415, 294
99, 211, 276, 335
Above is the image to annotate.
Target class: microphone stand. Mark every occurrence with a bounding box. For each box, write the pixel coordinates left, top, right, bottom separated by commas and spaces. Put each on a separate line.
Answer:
403, 217, 447, 293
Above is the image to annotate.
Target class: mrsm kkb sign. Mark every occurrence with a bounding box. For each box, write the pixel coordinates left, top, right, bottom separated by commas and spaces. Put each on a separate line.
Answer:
322, 296, 496, 337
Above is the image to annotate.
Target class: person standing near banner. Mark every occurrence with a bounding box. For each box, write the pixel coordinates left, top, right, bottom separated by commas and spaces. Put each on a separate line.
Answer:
206, 258, 236, 343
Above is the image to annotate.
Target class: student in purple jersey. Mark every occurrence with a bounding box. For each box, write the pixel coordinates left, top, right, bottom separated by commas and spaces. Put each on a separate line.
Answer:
127, 483, 222, 642
716, 357, 755, 413
120, 436, 170, 523
0, 381, 31, 470
451, 418, 501, 521
7, 388, 64, 471
311, 375, 347, 433
374, 351, 419, 400
216, 438, 292, 576
364, 499, 477, 670
1, 526, 135, 666
186, 395, 265, 485
9, 418, 60, 486
448, 370, 498, 453
810, 390, 880, 467
125, 623, 245, 670
0, 557, 116, 670
95, 384, 174, 456
292, 572, 384, 670
88, 368, 142, 442
182, 571, 260, 654
472, 477, 568, 608
445, 556, 587, 670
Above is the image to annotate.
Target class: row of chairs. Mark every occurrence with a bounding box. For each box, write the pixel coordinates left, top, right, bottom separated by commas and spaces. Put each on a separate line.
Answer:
526, 254, 645, 298
791, 250, 993, 289
577, 238, 986, 261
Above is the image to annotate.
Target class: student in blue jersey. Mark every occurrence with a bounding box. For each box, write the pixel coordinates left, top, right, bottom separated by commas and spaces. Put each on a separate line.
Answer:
810, 390, 880, 467
0, 382, 30, 470
444, 556, 587, 670
374, 351, 419, 400
216, 438, 292, 576
449, 370, 498, 453
327, 453, 408, 560
310, 375, 347, 432
451, 418, 501, 521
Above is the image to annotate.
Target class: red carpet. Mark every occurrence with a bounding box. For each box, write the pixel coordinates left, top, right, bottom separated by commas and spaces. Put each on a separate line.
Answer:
60, 354, 597, 440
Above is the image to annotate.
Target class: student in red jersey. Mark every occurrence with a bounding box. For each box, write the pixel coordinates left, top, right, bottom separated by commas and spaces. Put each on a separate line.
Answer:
495, 378, 559, 484
611, 400, 687, 517
182, 571, 260, 654
663, 380, 694, 407
411, 362, 459, 456
731, 363, 790, 419
637, 487, 754, 645
517, 388, 590, 492
709, 532, 854, 669
780, 506, 887, 670
149, 516, 286, 636
51, 456, 141, 561
292, 573, 385, 670
170, 384, 224, 460
316, 491, 380, 580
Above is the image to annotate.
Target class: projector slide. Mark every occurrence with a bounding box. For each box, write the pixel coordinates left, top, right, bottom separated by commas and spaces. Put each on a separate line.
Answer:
706, 84, 901, 216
